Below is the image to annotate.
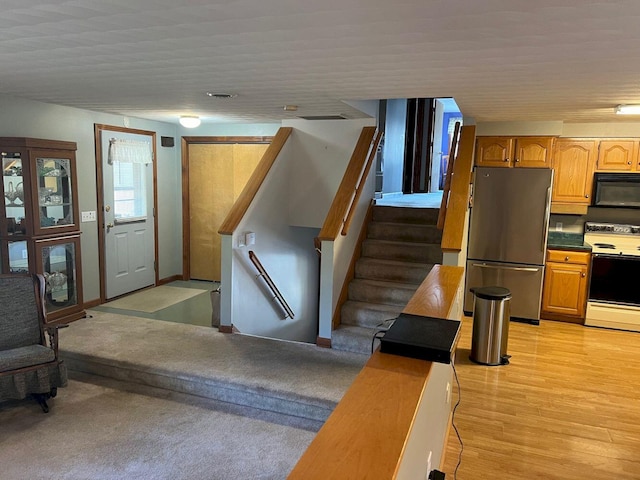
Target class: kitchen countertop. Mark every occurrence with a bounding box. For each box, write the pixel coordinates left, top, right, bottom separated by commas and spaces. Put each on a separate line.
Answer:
547, 232, 592, 252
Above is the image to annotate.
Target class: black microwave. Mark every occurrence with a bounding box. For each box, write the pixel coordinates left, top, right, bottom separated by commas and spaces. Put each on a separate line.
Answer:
593, 173, 640, 208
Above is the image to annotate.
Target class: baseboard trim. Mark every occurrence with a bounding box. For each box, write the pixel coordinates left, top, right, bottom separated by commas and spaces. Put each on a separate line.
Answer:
83, 298, 102, 309
158, 275, 182, 286
316, 336, 332, 348
218, 325, 234, 334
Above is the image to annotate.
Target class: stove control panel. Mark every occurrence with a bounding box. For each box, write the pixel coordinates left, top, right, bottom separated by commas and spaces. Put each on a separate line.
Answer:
584, 222, 640, 235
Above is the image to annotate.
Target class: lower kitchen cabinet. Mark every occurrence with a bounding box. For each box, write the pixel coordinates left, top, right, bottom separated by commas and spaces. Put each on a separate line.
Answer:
541, 250, 590, 322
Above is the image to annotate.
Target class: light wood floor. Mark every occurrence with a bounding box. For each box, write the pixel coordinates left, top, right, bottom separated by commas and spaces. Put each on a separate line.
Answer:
442, 318, 640, 479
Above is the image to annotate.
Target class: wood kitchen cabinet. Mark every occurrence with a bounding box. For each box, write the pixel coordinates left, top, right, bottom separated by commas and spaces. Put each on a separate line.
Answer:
0, 137, 84, 323
475, 136, 554, 168
542, 249, 590, 322
596, 139, 640, 172
550, 139, 597, 213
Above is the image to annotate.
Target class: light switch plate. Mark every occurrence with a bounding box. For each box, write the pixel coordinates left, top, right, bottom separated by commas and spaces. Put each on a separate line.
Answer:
81, 211, 96, 222
246, 232, 256, 246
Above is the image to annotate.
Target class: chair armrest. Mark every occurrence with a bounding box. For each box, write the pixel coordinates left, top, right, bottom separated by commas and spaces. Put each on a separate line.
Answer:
45, 324, 68, 357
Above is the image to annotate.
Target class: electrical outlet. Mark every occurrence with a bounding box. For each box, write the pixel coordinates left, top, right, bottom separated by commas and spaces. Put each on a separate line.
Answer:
555, 222, 563, 231
237, 235, 246, 248
245, 232, 256, 246
446, 382, 451, 404
425, 451, 432, 480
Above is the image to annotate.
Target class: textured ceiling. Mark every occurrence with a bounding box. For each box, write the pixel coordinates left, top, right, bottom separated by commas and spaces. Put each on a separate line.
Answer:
2, 0, 640, 125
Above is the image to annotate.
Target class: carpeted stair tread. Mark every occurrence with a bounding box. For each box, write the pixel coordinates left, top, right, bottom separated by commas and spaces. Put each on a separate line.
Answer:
348, 278, 417, 306
367, 222, 443, 243
362, 238, 443, 264
371, 206, 440, 225
340, 300, 403, 329
330, 325, 380, 356
355, 257, 434, 284
60, 311, 367, 422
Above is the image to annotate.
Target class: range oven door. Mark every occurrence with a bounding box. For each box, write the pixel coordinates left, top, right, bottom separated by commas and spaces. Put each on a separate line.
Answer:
589, 254, 640, 306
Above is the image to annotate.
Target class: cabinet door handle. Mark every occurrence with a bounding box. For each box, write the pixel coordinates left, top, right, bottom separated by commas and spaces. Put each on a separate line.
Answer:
504, 158, 510, 162
515, 158, 521, 162
628, 161, 632, 165
565, 256, 570, 261
581, 272, 586, 278
585, 194, 590, 198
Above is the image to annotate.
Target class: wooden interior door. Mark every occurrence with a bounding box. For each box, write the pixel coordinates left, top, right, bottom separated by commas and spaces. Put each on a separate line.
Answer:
187, 143, 267, 281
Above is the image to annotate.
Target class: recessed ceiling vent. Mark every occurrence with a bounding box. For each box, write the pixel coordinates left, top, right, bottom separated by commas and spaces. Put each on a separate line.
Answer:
297, 114, 348, 120
206, 92, 237, 99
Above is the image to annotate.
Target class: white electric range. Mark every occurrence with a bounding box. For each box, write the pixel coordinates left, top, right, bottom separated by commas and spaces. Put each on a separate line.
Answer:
584, 222, 640, 332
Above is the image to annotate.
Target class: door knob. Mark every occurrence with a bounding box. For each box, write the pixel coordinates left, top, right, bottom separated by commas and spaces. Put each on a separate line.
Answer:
106, 222, 114, 229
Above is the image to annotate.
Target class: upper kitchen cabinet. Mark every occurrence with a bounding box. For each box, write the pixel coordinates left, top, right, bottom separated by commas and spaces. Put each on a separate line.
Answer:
551, 139, 597, 214
475, 136, 554, 168
596, 139, 640, 172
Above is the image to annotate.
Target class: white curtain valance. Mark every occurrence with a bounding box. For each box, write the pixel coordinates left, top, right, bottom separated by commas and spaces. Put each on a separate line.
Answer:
108, 138, 153, 165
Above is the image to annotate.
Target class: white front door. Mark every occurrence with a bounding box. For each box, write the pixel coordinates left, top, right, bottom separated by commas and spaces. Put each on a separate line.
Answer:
101, 132, 156, 299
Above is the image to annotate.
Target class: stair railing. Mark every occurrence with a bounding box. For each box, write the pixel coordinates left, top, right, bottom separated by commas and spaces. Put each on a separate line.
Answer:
437, 121, 461, 230
440, 124, 477, 253
248, 250, 295, 319
316, 127, 383, 246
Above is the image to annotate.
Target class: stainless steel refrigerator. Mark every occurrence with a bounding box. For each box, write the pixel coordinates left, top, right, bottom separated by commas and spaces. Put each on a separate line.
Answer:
464, 167, 553, 323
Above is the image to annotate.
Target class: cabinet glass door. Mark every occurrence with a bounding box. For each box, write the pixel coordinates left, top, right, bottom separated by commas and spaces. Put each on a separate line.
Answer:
39, 239, 79, 315
7, 240, 30, 274
36, 157, 75, 232
2, 152, 28, 236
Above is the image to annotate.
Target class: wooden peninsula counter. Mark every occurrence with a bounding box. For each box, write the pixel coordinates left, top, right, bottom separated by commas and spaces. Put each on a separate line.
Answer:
289, 265, 464, 480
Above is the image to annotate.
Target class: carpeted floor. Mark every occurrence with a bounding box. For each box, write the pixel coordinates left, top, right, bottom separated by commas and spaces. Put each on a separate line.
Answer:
3, 291, 368, 479
61, 310, 367, 420
0, 372, 318, 480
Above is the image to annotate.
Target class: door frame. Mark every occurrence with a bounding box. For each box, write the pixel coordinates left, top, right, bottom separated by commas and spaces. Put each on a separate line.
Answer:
180, 136, 272, 280
94, 124, 159, 302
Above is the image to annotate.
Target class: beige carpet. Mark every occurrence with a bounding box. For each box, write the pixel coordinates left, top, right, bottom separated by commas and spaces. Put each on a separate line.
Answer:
103, 286, 207, 313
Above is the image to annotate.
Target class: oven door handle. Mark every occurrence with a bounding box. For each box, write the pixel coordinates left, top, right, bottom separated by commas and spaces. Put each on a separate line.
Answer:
471, 263, 541, 272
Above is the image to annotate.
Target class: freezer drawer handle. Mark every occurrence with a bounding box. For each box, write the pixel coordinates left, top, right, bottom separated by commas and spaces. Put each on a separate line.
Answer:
472, 263, 540, 272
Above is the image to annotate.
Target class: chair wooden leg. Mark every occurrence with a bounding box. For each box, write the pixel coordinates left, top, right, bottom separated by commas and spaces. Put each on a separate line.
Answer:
33, 393, 50, 413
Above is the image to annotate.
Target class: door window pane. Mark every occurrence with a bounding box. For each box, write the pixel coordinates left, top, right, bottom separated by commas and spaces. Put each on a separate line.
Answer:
113, 162, 147, 218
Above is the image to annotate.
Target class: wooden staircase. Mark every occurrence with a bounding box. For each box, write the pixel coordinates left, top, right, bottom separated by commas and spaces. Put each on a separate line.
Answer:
331, 205, 443, 354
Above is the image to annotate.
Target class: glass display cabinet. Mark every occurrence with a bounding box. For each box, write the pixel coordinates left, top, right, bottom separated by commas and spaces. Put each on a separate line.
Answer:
0, 137, 84, 323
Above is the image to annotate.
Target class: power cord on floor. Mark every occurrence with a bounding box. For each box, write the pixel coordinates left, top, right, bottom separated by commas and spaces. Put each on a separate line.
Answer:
371, 318, 396, 353
451, 361, 463, 480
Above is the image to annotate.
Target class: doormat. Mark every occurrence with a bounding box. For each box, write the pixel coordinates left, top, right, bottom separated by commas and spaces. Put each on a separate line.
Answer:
103, 286, 208, 313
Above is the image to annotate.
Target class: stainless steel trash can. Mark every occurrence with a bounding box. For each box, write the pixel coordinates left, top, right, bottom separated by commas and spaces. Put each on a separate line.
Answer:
469, 286, 511, 366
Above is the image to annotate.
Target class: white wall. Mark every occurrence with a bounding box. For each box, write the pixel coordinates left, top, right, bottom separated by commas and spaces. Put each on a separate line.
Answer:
223, 119, 376, 343
382, 99, 407, 195
225, 141, 319, 342
0, 94, 282, 303
284, 118, 377, 228
0, 94, 181, 302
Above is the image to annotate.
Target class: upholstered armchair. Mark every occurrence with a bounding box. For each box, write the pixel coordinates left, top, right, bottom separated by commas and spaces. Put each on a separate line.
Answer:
0, 274, 67, 412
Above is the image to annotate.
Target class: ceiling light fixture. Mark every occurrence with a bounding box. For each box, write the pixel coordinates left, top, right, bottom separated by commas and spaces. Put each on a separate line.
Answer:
179, 115, 201, 128
615, 105, 640, 115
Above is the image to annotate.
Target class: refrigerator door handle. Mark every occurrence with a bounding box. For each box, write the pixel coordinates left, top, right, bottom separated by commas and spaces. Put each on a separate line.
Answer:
471, 263, 541, 272
541, 186, 552, 252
